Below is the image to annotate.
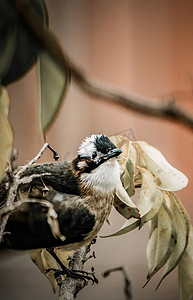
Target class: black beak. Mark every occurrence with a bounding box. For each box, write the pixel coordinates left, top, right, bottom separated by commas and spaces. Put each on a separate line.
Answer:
101, 148, 122, 162
107, 148, 122, 159
93, 148, 122, 167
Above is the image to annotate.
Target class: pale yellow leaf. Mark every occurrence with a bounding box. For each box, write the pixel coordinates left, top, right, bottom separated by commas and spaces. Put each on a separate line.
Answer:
103, 168, 159, 237
30, 248, 73, 293
139, 188, 163, 229
136, 168, 162, 229
55, 248, 73, 268
121, 157, 135, 197
31, 249, 58, 292
156, 192, 190, 289
145, 198, 177, 284
113, 180, 140, 220
115, 180, 137, 209
0, 87, 13, 181
109, 136, 137, 174
146, 215, 158, 276
135, 141, 188, 191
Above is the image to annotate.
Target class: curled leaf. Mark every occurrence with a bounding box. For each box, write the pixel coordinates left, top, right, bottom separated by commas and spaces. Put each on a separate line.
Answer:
121, 157, 135, 197
178, 226, 193, 300
146, 214, 158, 276
137, 168, 162, 229
114, 180, 140, 220
156, 192, 190, 289
136, 141, 188, 191
139, 188, 163, 229
145, 197, 177, 285
103, 168, 160, 238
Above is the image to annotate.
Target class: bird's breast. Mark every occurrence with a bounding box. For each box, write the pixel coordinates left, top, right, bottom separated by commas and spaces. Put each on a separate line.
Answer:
81, 191, 114, 242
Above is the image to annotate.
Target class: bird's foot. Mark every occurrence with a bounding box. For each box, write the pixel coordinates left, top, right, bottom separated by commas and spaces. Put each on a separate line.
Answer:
46, 267, 98, 285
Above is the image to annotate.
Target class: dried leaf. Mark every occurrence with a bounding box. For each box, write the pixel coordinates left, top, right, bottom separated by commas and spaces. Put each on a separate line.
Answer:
146, 215, 158, 276
110, 136, 137, 174
113, 180, 140, 220
31, 248, 58, 292
145, 197, 177, 284
139, 188, 163, 229
116, 180, 137, 209
103, 168, 160, 237
137, 168, 162, 229
30, 248, 73, 293
0, 87, 13, 181
178, 226, 193, 300
38, 50, 71, 132
156, 192, 190, 289
121, 157, 135, 197
135, 141, 188, 191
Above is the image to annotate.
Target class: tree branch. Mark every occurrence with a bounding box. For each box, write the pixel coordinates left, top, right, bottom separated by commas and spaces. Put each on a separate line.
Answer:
103, 266, 132, 300
57, 244, 97, 300
0, 143, 57, 242
10, 0, 193, 132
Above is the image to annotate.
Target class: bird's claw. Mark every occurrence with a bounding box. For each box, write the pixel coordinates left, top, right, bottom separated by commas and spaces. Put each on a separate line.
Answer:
46, 267, 98, 285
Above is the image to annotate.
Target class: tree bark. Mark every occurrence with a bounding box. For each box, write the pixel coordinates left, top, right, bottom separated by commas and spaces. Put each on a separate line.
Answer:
58, 245, 96, 300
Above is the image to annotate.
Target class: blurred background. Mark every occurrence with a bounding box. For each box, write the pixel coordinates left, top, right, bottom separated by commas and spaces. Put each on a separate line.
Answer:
1, 0, 193, 299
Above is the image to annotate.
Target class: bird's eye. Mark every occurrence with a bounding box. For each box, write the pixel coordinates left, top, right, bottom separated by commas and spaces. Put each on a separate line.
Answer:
92, 150, 97, 159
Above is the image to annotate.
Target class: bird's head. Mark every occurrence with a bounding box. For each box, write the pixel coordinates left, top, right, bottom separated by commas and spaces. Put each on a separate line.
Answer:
74, 134, 122, 193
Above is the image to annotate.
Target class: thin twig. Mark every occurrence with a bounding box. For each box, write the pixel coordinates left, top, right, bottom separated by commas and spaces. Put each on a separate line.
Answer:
0, 143, 56, 242
10, 0, 193, 132
103, 266, 132, 300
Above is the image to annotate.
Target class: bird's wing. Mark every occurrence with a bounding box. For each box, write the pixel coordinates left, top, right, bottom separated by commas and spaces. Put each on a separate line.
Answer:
3, 192, 95, 250
21, 161, 80, 196
1, 161, 96, 250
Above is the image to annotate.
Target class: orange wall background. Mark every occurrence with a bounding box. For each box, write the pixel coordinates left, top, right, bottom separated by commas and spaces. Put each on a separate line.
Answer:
1, 1, 193, 299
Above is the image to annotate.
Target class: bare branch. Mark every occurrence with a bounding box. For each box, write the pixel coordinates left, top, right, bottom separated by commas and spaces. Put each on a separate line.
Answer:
103, 266, 132, 300
10, 0, 193, 132
0, 143, 56, 242
58, 244, 97, 300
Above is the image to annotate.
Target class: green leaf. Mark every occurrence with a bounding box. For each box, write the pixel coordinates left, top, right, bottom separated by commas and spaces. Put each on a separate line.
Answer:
38, 50, 71, 132
0, 87, 13, 181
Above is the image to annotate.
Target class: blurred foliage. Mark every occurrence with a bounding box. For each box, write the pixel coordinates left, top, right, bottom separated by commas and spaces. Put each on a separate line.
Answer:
0, 0, 48, 85
0, 0, 71, 179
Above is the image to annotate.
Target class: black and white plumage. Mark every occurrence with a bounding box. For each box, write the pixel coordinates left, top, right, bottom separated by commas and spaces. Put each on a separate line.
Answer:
1, 134, 122, 252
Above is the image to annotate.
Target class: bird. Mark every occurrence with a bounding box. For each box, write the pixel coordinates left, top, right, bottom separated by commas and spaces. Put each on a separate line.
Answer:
0, 134, 122, 282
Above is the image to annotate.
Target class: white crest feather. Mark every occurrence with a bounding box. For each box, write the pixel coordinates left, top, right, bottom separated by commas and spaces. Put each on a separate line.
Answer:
78, 134, 102, 157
